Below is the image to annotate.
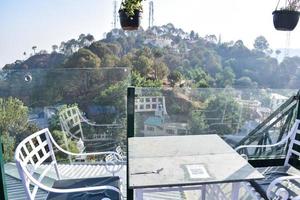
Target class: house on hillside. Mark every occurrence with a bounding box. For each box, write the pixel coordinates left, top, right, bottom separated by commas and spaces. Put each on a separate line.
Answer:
270, 93, 288, 110
143, 101, 189, 136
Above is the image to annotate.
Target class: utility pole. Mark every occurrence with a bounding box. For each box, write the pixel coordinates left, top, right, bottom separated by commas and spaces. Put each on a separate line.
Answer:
113, 0, 118, 29
148, 1, 154, 29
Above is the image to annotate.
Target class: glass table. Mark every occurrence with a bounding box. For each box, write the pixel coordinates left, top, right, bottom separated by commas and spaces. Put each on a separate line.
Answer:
128, 135, 264, 200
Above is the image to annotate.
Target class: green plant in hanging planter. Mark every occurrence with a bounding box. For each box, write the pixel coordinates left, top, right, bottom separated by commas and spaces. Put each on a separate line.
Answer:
120, 0, 143, 17
119, 0, 144, 30
273, 0, 300, 31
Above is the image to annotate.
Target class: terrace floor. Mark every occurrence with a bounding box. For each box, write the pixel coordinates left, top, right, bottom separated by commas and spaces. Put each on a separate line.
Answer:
4, 162, 256, 200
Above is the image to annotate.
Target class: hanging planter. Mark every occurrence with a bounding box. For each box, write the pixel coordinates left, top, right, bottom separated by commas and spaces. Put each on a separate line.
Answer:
119, 0, 143, 31
272, 0, 300, 31
119, 9, 141, 30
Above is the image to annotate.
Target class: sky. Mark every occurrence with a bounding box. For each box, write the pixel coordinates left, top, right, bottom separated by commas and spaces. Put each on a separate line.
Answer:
0, 0, 299, 68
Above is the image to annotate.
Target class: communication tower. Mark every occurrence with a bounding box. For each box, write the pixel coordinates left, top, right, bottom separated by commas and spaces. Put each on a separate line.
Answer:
113, 0, 118, 29
149, 1, 154, 28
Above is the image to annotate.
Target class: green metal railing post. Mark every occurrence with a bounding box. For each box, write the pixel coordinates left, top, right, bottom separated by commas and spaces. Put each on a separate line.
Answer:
0, 137, 8, 200
296, 90, 300, 120
127, 87, 135, 200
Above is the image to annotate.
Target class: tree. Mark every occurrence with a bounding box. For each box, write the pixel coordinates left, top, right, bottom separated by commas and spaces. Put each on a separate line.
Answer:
52, 45, 59, 53
253, 36, 269, 52
88, 41, 114, 59
204, 92, 241, 135
215, 67, 235, 87
32, 46, 37, 54
131, 71, 162, 87
189, 111, 208, 135
0, 97, 28, 135
78, 34, 95, 48
59, 39, 79, 56
235, 76, 257, 88
0, 97, 29, 161
64, 48, 101, 68
132, 55, 153, 77
187, 68, 213, 88
168, 70, 183, 87
102, 54, 120, 68
205, 34, 218, 44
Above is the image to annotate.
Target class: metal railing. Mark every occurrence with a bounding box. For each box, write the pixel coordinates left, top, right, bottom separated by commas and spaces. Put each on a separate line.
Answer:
235, 90, 300, 159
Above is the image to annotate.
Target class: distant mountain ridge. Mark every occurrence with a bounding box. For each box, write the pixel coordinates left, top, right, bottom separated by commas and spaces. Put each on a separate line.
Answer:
3, 24, 300, 89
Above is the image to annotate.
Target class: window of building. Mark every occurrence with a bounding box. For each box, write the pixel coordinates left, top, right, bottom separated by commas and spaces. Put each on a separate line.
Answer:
147, 126, 155, 131
178, 129, 187, 135
166, 129, 175, 135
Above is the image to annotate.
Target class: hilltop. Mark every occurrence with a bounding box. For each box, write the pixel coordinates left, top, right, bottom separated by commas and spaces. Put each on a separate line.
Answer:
3, 24, 300, 89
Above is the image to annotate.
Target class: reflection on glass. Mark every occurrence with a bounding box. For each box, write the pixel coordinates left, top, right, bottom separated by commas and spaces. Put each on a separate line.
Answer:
0, 68, 129, 164
135, 87, 298, 159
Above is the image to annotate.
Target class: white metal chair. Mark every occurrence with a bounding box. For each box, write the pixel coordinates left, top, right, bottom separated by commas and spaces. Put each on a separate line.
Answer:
236, 119, 300, 200
15, 128, 124, 200
59, 106, 122, 142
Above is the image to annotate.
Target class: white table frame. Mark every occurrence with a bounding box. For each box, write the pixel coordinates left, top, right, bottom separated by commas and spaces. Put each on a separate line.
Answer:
128, 135, 264, 200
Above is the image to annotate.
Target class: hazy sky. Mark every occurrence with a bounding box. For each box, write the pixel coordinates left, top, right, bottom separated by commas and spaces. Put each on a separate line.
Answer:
0, 0, 299, 68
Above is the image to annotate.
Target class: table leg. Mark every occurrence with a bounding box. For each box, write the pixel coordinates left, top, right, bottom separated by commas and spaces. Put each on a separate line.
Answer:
231, 182, 241, 200
135, 189, 143, 200
201, 184, 206, 200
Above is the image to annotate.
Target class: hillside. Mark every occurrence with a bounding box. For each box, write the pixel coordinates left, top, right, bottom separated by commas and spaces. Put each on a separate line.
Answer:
3, 24, 300, 89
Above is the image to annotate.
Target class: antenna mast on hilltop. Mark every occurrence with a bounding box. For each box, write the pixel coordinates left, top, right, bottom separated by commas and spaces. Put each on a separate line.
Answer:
149, 1, 154, 29
113, 0, 118, 29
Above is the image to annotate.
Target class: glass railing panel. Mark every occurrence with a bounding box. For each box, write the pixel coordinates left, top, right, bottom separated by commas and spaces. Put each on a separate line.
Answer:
0, 67, 129, 199
134, 87, 298, 160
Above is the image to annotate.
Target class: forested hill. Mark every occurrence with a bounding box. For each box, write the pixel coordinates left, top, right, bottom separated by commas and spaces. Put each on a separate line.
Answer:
3, 23, 300, 89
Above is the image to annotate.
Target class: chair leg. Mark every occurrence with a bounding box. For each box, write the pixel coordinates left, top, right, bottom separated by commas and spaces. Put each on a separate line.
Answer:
231, 182, 240, 200
135, 189, 143, 200
201, 184, 206, 200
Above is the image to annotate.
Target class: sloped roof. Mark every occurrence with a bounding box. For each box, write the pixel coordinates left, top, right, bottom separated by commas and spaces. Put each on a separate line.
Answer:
144, 116, 163, 127
5, 174, 47, 200
5, 163, 184, 200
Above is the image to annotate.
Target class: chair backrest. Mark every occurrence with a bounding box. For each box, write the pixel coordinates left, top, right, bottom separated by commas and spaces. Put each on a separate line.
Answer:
59, 106, 83, 140
285, 119, 300, 166
15, 128, 60, 200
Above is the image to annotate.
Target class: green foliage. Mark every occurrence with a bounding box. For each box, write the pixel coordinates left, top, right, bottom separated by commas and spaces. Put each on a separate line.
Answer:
0, 97, 28, 134
4, 24, 300, 90
253, 36, 270, 53
1, 134, 15, 162
189, 111, 207, 135
235, 77, 257, 88
186, 68, 213, 88
204, 93, 241, 135
120, 0, 144, 16
215, 67, 235, 87
168, 70, 183, 87
64, 48, 101, 68
0, 97, 29, 162
131, 71, 162, 87
52, 130, 79, 161
88, 41, 114, 59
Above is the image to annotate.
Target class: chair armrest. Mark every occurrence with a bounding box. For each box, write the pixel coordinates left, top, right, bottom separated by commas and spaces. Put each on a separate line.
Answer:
235, 121, 299, 153
267, 175, 300, 200
104, 153, 124, 174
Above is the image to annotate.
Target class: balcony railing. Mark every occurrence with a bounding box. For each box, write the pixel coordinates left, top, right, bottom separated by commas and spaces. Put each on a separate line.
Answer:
0, 68, 299, 199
